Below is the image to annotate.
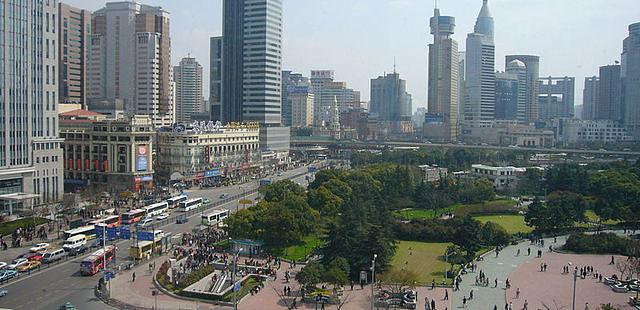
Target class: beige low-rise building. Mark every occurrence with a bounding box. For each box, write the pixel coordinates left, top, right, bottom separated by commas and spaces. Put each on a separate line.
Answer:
156, 122, 262, 184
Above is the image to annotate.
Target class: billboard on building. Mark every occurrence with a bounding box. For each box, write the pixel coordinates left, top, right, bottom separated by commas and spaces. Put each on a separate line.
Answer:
136, 145, 149, 172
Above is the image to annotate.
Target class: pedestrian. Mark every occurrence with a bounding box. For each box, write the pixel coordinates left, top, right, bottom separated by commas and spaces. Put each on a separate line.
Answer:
527, 248, 531, 256
469, 289, 473, 300
444, 289, 448, 300
431, 279, 435, 290
463, 296, 467, 308
132, 272, 136, 282
495, 278, 498, 288
610, 256, 615, 265
523, 299, 528, 310
425, 297, 430, 310
516, 288, 520, 299
350, 281, 354, 291
584, 302, 589, 310
431, 299, 436, 310
517, 249, 520, 256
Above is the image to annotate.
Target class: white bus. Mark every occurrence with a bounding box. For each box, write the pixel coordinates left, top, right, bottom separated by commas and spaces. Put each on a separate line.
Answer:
144, 201, 169, 217
201, 209, 229, 226
178, 197, 203, 212
167, 195, 188, 208
63, 225, 96, 240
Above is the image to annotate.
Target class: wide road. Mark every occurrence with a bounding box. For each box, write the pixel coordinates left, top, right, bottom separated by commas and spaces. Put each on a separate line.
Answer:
0, 164, 317, 310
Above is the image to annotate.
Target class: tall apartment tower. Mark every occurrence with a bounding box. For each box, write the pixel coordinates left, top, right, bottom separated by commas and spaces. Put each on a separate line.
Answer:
505, 55, 540, 122
582, 76, 599, 120
426, 5, 459, 142
209, 36, 223, 121
538, 76, 575, 120
174, 56, 203, 123
87, 2, 173, 127
463, 0, 495, 127
494, 72, 519, 120
0, 0, 64, 213
458, 51, 466, 120
622, 22, 640, 137
505, 59, 527, 122
58, 3, 91, 107
596, 65, 622, 122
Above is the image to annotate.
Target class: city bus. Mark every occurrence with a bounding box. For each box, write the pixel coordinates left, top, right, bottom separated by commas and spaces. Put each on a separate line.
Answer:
80, 245, 116, 276
63, 225, 96, 240
167, 195, 188, 208
201, 209, 229, 227
177, 197, 203, 212
88, 215, 120, 228
144, 201, 169, 217
129, 239, 164, 260
121, 209, 146, 225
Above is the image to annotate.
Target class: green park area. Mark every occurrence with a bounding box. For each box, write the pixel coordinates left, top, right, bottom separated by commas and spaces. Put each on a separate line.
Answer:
473, 214, 533, 234
584, 210, 620, 225
0, 218, 49, 236
390, 241, 453, 285
394, 199, 518, 220
280, 233, 326, 262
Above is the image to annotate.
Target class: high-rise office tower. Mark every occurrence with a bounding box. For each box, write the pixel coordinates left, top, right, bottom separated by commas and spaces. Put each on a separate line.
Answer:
222, 0, 282, 125
495, 72, 519, 120
458, 51, 466, 120
370, 72, 412, 123
426, 5, 459, 142
596, 65, 622, 122
0, 0, 64, 213
174, 57, 203, 123
622, 22, 640, 137
463, 0, 495, 127
58, 3, 91, 107
505, 59, 527, 122
538, 76, 575, 120
505, 55, 540, 122
209, 36, 223, 121
309, 70, 361, 126
282, 71, 312, 127
87, 2, 173, 127
582, 76, 599, 120
222, 0, 288, 152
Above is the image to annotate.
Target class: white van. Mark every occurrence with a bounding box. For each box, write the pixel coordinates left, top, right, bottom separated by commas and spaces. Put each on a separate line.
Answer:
137, 218, 154, 229
63, 234, 87, 251
42, 249, 66, 263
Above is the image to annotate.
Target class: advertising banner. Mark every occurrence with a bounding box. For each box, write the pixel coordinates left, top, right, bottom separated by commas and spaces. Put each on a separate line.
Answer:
136, 145, 149, 171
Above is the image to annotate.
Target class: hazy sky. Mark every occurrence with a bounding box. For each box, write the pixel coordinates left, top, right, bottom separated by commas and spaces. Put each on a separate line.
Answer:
66, 0, 639, 111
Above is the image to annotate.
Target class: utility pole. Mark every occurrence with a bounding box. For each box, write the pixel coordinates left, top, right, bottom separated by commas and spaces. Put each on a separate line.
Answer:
572, 268, 577, 310
371, 254, 377, 310
232, 247, 243, 310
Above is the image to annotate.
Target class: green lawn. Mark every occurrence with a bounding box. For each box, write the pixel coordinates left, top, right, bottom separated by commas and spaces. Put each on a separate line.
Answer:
280, 234, 326, 262
473, 214, 533, 234
584, 210, 620, 225
394, 207, 457, 220
390, 241, 453, 285
394, 199, 518, 221
0, 218, 49, 236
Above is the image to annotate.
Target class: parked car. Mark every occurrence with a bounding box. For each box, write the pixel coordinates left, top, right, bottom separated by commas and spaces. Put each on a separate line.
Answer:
24, 252, 44, 261
29, 243, 50, 253
42, 249, 66, 263
137, 218, 154, 229
0, 269, 17, 281
156, 213, 169, 221
0, 262, 6, 269
7, 258, 29, 269
17, 260, 41, 272
203, 198, 211, 204
0, 289, 7, 297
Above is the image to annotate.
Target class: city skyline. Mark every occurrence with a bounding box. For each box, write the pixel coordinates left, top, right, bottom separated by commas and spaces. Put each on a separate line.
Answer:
61, 0, 639, 111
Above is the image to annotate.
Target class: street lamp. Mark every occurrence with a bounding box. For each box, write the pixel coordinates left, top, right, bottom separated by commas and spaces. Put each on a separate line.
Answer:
231, 246, 243, 310
572, 267, 578, 310
371, 254, 377, 310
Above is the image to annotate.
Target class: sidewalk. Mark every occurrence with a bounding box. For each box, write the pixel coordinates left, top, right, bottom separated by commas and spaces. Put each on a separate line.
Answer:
109, 255, 227, 310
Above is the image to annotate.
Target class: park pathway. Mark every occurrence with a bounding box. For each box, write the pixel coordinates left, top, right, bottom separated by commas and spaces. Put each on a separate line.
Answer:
452, 235, 569, 309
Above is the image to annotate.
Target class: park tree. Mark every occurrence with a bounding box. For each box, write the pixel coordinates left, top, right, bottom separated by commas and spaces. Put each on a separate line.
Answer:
296, 262, 324, 289
377, 268, 419, 297
452, 216, 482, 259
260, 179, 306, 202
525, 192, 586, 232
307, 186, 343, 217
479, 221, 511, 246
323, 257, 350, 288
516, 168, 544, 196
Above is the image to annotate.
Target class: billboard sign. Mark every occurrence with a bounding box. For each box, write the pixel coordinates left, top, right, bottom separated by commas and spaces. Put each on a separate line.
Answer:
137, 231, 155, 242
136, 145, 149, 171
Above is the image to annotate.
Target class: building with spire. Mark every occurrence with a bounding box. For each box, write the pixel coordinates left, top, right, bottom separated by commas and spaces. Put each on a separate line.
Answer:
463, 0, 496, 128
426, 4, 459, 142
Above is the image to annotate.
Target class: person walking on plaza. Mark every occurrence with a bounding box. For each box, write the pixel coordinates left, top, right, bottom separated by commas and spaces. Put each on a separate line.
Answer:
469, 289, 473, 300
444, 289, 448, 300
585, 302, 589, 310
431, 299, 436, 310
515, 287, 520, 299
132, 271, 136, 282
523, 299, 528, 310
462, 296, 467, 308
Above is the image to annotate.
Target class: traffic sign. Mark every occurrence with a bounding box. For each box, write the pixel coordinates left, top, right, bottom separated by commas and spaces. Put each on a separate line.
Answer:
234, 282, 241, 292
137, 231, 155, 241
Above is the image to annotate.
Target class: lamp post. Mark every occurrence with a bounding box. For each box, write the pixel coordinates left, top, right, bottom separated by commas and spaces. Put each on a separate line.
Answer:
572, 268, 577, 310
232, 246, 243, 310
371, 254, 377, 310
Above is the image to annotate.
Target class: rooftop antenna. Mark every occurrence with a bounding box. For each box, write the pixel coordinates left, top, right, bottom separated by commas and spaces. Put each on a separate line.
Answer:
393, 56, 397, 74
435, 0, 438, 9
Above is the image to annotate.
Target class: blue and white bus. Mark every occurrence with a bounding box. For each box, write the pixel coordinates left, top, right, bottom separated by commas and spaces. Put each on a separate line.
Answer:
144, 201, 169, 217
178, 197, 203, 212
201, 209, 229, 226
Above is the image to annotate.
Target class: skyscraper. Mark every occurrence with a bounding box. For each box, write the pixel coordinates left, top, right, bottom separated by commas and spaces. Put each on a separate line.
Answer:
370, 72, 412, 123
464, 0, 495, 127
505, 59, 527, 122
310, 70, 361, 126
426, 5, 459, 142
582, 76, 599, 120
222, 0, 283, 125
174, 56, 204, 123
58, 3, 91, 107
622, 22, 640, 137
505, 55, 540, 122
0, 0, 64, 213
538, 76, 575, 120
209, 36, 223, 121
282, 71, 312, 127
596, 65, 622, 122
495, 72, 519, 120
87, 2, 174, 127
